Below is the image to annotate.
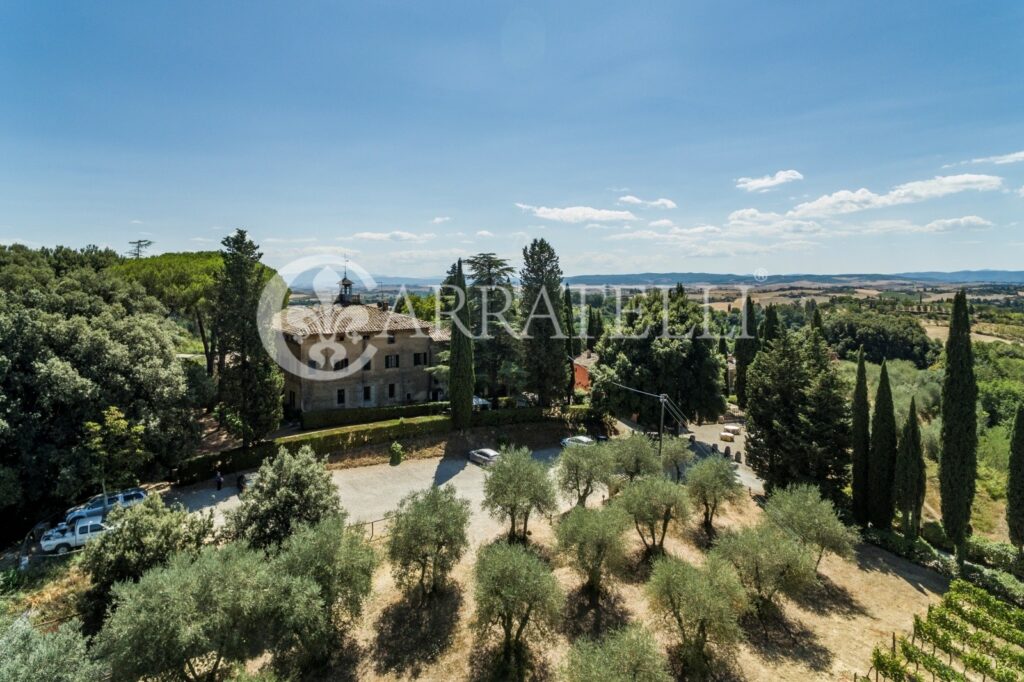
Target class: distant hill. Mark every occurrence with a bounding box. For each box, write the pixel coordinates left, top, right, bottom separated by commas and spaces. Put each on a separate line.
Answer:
562, 271, 1024, 286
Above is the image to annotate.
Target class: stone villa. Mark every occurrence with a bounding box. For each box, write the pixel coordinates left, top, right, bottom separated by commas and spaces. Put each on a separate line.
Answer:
273, 277, 450, 413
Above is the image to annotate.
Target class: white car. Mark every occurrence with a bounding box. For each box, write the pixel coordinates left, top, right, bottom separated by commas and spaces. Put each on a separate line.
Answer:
39, 516, 109, 554
560, 435, 595, 448
468, 448, 501, 466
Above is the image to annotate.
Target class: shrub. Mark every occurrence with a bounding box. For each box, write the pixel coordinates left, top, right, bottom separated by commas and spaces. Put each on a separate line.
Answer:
647, 555, 748, 674
556, 506, 629, 597
557, 442, 615, 507
661, 436, 696, 482
226, 445, 343, 550
616, 477, 690, 555
686, 456, 744, 536
386, 485, 471, 600
474, 542, 563, 671
389, 441, 403, 466
710, 523, 816, 616
482, 446, 557, 542
563, 625, 672, 682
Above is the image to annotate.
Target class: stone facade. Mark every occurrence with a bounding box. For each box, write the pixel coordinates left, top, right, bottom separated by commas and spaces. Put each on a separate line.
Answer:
273, 279, 450, 413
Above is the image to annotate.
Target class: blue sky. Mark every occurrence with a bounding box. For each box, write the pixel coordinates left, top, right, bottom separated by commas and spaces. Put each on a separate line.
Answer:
1, 1, 1023, 277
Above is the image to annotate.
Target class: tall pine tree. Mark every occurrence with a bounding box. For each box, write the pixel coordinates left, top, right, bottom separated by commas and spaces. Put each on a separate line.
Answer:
894, 397, 926, 541
851, 348, 871, 526
1008, 404, 1024, 558
448, 260, 475, 430
519, 239, 567, 407
733, 296, 759, 408
868, 360, 897, 529
940, 289, 977, 568
215, 230, 283, 450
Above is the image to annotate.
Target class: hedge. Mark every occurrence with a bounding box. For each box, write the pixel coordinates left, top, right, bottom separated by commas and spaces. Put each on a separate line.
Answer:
175, 406, 585, 485
920, 521, 1024, 581
863, 527, 1024, 609
301, 401, 449, 429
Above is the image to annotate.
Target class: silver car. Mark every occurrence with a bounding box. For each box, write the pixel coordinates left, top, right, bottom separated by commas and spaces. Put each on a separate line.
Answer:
468, 448, 501, 466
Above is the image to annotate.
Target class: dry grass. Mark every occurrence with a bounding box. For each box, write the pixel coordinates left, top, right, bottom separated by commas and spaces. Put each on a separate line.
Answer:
310, 491, 946, 681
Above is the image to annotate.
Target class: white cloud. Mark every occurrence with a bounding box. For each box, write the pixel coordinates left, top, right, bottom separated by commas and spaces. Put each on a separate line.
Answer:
958, 150, 1024, 166
262, 237, 317, 243
347, 231, 436, 243
584, 223, 616, 230
476, 230, 495, 237
726, 209, 822, 236
648, 219, 675, 228
736, 170, 803, 192
190, 237, 216, 243
430, 216, 451, 224
515, 202, 637, 223
788, 174, 1002, 218
130, 219, 144, 225
923, 215, 992, 232
617, 195, 677, 209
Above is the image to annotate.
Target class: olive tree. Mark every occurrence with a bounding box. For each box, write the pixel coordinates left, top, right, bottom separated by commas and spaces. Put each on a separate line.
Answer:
474, 542, 563, 671
610, 435, 661, 483
0, 617, 105, 682
616, 477, 690, 555
647, 555, 748, 675
95, 543, 324, 682
386, 484, 471, 600
563, 625, 672, 682
661, 436, 696, 482
482, 446, 557, 542
763, 484, 858, 571
710, 523, 816, 617
275, 517, 378, 628
686, 456, 744, 536
557, 442, 615, 507
227, 445, 342, 550
556, 505, 629, 599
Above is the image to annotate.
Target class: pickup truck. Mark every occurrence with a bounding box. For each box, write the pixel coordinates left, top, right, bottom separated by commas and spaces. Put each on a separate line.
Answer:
39, 517, 110, 554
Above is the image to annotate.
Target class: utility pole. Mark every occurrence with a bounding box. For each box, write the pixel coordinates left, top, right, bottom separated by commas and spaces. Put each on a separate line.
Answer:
659, 394, 667, 457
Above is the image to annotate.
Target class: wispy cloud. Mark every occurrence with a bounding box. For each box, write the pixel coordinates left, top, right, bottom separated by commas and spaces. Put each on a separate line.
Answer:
648, 219, 675, 228
947, 150, 1024, 167
476, 230, 495, 237
346, 231, 436, 243
736, 170, 803, 192
788, 174, 1002, 218
130, 219, 144, 225
263, 237, 317, 243
617, 195, 677, 209
190, 236, 216, 243
515, 203, 637, 223
430, 216, 451, 224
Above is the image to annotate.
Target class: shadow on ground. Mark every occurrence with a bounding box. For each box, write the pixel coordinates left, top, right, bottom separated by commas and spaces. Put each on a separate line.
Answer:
789, 574, 867, 617
853, 542, 948, 596
372, 584, 464, 678
561, 586, 632, 641
741, 610, 833, 673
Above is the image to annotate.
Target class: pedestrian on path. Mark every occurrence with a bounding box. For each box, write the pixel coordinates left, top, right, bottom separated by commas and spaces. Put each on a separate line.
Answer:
215, 470, 223, 491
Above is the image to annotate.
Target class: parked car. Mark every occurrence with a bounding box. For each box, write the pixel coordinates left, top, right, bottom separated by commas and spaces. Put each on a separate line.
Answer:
468, 448, 501, 466
39, 516, 109, 554
65, 487, 147, 524
560, 435, 596, 448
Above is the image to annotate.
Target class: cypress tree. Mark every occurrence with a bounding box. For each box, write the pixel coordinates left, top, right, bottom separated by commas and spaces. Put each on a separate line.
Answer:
519, 239, 567, 407
940, 289, 977, 568
563, 286, 579, 402
734, 297, 759, 408
851, 348, 871, 526
868, 360, 897, 529
760, 305, 781, 347
811, 307, 823, 332
894, 397, 926, 541
1006, 404, 1024, 558
449, 260, 475, 430
718, 336, 729, 394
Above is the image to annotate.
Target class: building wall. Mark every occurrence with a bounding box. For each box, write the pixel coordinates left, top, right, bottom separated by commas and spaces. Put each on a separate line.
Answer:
282, 330, 445, 412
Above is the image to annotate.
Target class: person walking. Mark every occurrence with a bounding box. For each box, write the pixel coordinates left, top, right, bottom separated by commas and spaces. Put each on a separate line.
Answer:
215, 470, 224, 491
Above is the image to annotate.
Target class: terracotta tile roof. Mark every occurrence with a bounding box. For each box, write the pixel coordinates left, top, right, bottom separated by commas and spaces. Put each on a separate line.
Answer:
273, 304, 447, 340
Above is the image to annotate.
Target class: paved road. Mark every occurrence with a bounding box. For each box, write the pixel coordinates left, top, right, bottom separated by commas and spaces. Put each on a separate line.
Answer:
168, 447, 563, 545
